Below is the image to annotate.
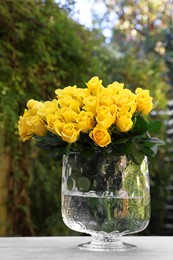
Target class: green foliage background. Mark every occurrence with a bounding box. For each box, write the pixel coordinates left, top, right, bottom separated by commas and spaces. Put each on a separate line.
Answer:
0, 0, 172, 236
0, 0, 109, 236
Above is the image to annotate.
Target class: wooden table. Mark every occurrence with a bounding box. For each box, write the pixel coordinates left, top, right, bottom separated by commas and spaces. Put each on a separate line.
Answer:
0, 236, 173, 260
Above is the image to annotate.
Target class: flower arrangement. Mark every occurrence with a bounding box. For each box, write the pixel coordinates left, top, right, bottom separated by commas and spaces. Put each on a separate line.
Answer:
18, 76, 163, 164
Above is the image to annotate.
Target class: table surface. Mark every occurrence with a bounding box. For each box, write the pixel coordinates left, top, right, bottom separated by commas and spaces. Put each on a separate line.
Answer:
0, 236, 173, 260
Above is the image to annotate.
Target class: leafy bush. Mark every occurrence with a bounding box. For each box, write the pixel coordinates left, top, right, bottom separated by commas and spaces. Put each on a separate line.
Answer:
0, 0, 108, 236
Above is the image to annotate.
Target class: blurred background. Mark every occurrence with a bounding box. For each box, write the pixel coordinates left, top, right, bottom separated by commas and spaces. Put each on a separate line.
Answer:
0, 0, 173, 236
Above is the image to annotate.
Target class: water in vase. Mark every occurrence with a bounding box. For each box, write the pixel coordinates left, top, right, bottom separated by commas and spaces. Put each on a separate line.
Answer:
62, 190, 150, 236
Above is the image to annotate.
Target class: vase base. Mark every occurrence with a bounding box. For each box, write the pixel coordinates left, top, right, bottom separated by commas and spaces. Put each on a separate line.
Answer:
78, 239, 137, 252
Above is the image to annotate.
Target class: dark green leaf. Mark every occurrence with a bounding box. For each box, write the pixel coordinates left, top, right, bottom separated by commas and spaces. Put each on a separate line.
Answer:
143, 147, 155, 157
147, 120, 162, 133
144, 137, 165, 147
131, 142, 145, 165
131, 134, 147, 141
113, 137, 130, 144
132, 115, 149, 134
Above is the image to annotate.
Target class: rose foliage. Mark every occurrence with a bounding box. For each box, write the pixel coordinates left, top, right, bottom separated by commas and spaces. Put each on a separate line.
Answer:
18, 76, 164, 164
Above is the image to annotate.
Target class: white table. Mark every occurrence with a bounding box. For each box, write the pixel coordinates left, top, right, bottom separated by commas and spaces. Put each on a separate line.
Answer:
0, 236, 172, 260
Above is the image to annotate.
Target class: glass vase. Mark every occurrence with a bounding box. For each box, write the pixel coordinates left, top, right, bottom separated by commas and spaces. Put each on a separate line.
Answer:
61, 151, 150, 251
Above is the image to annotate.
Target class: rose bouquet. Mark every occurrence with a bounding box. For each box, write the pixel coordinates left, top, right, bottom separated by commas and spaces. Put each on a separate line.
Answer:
18, 76, 163, 164
18, 76, 164, 250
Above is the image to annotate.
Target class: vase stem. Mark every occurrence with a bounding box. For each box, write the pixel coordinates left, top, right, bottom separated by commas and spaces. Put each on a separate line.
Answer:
78, 233, 136, 251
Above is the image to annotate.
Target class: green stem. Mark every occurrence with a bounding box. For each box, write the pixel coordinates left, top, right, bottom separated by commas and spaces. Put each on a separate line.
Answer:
65, 143, 71, 156
105, 200, 111, 222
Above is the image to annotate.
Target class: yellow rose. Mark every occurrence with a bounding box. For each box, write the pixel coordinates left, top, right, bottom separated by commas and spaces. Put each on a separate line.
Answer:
60, 107, 77, 123
18, 114, 47, 141
135, 88, 153, 115
46, 114, 57, 134
58, 95, 73, 107
116, 111, 133, 132
116, 89, 137, 114
31, 115, 47, 136
109, 104, 117, 117
97, 88, 113, 106
38, 99, 59, 119
55, 85, 77, 99
54, 119, 65, 136
76, 111, 95, 133
27, 99, 44, 116
75, 88, 90, 99
73, 88, 90, 107
59, 123, 80, 143
69, 99, 81, 113
18, 116, 33, 141
96, 106, 115, 128
89, 124, 111, 147
107, 82, 124, 96
58, 96, 81, 113
86, 76, 103, 95
83, 95, 98, 115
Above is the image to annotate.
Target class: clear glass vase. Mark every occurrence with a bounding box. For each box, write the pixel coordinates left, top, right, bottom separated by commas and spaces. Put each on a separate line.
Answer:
61, 151, 150, 251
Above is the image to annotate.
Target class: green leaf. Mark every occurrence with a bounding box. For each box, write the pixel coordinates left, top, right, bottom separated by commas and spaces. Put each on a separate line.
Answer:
131, 134, 147, 141
152, 101, 159, 110
53, 146, 67, 157
131, 142, 145, 165
143, 146, 155, 157
122, 141, 145, 165
144, 137, 165, 147
113, 137, 130, 144
132, 115, 148, 134
147, 120, 162, 133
